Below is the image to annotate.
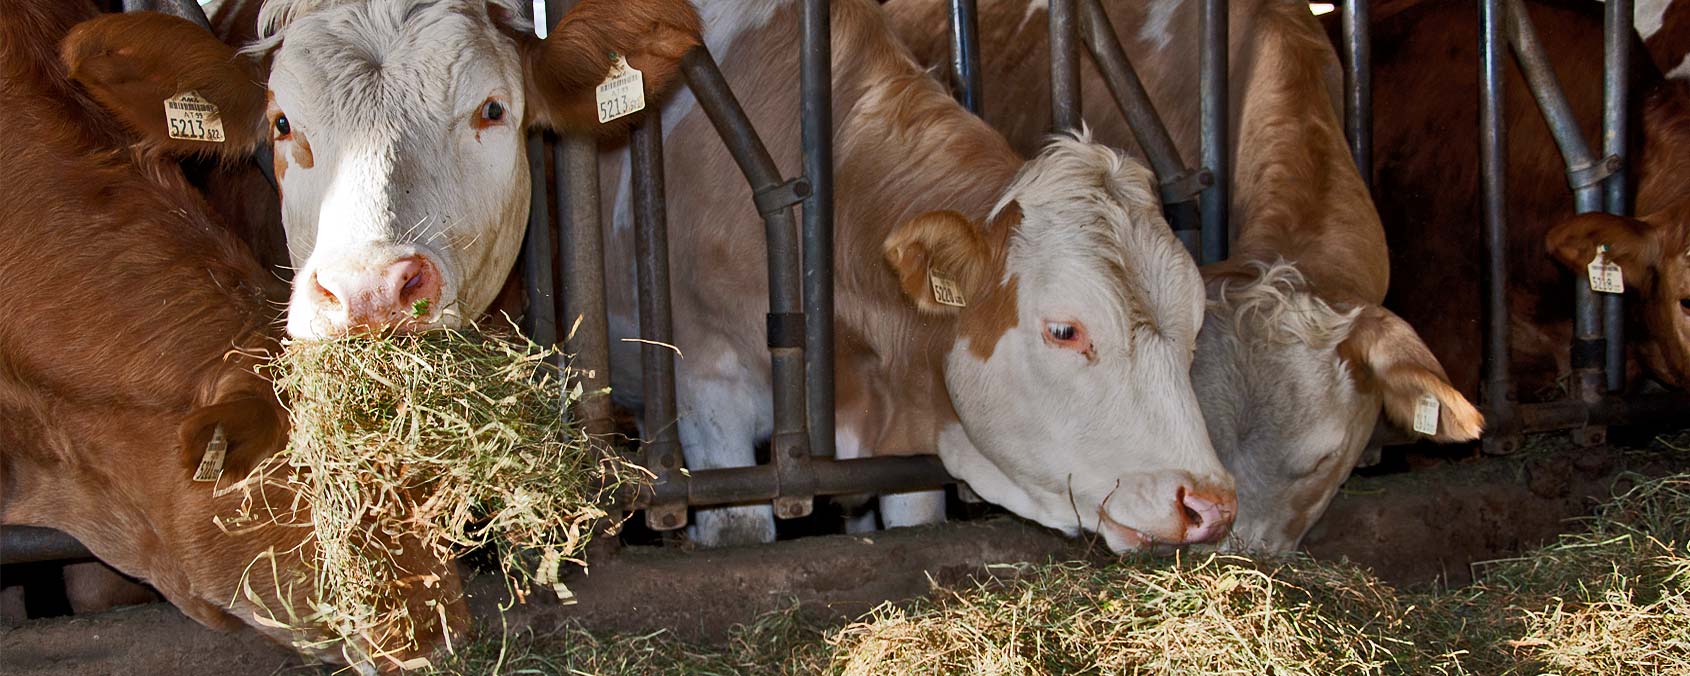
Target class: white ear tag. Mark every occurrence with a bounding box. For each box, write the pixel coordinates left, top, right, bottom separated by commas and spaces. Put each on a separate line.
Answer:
192, 424, 228, 483
163, 91, 226, 143
1587, 244, 1624, 294
1412, 394, 1440, 436
928, 268, 968, 308
595, 52, 645, 124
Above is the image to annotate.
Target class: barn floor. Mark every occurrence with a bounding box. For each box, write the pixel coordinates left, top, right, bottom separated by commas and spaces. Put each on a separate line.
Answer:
2, 430, 1686, 675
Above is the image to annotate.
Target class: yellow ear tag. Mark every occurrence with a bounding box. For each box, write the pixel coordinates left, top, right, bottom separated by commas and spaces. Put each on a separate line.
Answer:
595, 52, 645, 124
1412, 394, 1440, 436
928, 268, 968, 308
163, 91, 226, 143
192, 424, 228, 483
1587, 244, 1624, 294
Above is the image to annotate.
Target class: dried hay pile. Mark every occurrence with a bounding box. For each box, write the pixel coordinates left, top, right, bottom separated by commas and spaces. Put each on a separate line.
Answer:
422, 471, 1690, 676
228, 328, 647, 661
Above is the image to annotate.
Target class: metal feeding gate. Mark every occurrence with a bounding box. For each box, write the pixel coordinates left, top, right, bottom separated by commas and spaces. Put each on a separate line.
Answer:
3, 0, 1687, 566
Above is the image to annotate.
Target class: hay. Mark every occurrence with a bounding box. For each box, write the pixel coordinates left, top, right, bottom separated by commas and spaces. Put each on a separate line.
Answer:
416, 471, 1690, 676
230, 326, 648, 661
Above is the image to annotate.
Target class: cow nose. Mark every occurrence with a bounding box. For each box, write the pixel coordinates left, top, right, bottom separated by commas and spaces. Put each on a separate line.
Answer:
312, 256, 441, 333
1175, 485, 1237, 545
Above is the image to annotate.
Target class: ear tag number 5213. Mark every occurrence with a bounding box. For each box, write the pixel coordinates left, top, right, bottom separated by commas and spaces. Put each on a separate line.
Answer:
596, 52, 646, 124
164, 91, 226, 143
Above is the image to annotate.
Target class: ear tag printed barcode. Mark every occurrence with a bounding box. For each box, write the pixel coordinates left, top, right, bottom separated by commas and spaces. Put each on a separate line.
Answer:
164, 91, 226, 143
595, 52, 645, 124
192, 424, 228, 483
1587, 244, 1624, 294
928, 268, 968, 307
1412, 394, 1440, 436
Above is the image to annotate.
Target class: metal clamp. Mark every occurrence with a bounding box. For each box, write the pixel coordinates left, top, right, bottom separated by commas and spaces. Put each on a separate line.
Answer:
753, 177, 812, 216
1160, 168, 1214, 206
1567, 154, 1622, 190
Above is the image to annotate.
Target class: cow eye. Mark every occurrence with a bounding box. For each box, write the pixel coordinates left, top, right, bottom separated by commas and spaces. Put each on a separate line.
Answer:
274, 115, 291, 139
481, 100, 505, 123
1048, 323, 1076, 341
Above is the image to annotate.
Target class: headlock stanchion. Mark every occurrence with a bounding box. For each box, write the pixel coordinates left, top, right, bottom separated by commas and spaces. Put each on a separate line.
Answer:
629, 117, 691, 531
1075, 0, 1209, 258
1049, 0, 1082, 132
947, 0, 986, 115
1602, 0, 1632, 393
802, 0, 838, 466
1341, 0, 1372, 188
1478, 0, 1519, 455
1501, 0, 1623, 444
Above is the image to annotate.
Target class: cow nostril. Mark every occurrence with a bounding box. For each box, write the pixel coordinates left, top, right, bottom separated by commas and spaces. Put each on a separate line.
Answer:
402, 269, 425, 293
313, 275, 340, 307
1183, 503, 1204, 528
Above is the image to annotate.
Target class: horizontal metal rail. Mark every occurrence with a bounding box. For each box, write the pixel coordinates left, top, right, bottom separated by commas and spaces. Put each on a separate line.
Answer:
0, 526, 94, 565
624, 456, 953, 510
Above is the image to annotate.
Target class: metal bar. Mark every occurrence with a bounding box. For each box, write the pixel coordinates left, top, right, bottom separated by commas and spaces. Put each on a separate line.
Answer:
1342, 0, 1373, 189
630, 118, 688, 532
802, 0, 836, 463
1199, 0, 1230, 265
948, 0, 985, 114
1602, 0, 1632, 392
627, 456, 953, 510
680, 47, 815, 519
1479, 0, 1518, 454
1504, 0, 1606, 405
1076, 0, 1204, 256
556, 135, 612, 434
523, 132, 558, 349
0, 526, 95, 565
1049, 0, 1082, 132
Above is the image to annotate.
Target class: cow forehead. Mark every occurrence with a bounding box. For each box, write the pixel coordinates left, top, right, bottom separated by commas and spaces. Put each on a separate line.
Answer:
265, 1, 523, 125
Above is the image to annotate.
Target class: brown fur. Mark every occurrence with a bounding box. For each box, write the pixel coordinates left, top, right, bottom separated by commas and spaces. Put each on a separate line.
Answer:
1, 1, 460, 666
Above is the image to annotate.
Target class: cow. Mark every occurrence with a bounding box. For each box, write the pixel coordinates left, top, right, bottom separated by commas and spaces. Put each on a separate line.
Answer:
596, 0, 1235, 552
57, 0, 701, 339
1, 1, 461, 669
1346, 0, 1690, 403
884, 0, 1485, 552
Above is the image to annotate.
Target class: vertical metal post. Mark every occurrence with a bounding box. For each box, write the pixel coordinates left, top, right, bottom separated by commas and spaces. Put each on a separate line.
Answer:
948, 0, 985, 115
630, 119, 688, 531
556, 136, 610, 432
680, 48, 815, 519
1480, 0, 1518, 454
802, 0, 836, 461
523, 131, 558, 349
1199, 0, 1230, 265
1342, 0, 1373, 189
1049, 0, 1082, 132
1504, 0, 1606, 412
1602, 0, 1631, 393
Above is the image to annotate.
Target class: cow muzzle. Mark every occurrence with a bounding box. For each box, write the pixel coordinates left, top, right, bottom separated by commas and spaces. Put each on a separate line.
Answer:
289, 251, 447, 338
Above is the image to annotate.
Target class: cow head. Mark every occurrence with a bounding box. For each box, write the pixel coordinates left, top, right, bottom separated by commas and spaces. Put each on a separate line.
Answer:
1194, 263, 1484, 552
61, 0, 700, 338
884, 137, 1235, 553
1548, 211, 1690, 389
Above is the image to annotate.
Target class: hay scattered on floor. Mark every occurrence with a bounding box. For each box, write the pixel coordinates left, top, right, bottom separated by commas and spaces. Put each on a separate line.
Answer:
421, 471, 1690, 676
231, 327, 648, 660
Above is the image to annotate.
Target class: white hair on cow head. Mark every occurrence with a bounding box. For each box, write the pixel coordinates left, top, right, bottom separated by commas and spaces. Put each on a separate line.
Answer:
992, 127, 1202, 342
242, 0, 532, 54
1211, 259, 1361, 350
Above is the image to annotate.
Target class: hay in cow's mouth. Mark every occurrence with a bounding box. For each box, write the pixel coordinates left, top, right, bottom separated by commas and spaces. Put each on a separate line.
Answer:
227, 325, 648, 666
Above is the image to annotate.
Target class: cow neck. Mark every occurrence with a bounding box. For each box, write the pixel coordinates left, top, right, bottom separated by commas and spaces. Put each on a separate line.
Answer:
826, 0, 1023, 453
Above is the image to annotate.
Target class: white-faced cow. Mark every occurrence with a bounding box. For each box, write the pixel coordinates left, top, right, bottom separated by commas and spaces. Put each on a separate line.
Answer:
597, 0, 1235, 551
885, 0, 1485, 552
3, 0, 459, 669
60, 0, 700, 338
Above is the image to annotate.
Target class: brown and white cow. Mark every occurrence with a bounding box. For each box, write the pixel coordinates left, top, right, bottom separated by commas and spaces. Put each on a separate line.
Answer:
1351, 0, 1690, 399
597, 0, 1235, 551
886, 0, 1484, 552
1, 1, 459, 669
58, 0, 700, 339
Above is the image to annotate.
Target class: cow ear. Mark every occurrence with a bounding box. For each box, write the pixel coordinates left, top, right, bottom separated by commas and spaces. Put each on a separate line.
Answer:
1546, 212, 1663, 288
521, 0, 701, 134
177, 396, 289, 483
61, 12, 269, 159
1337, 305, 1485, 442
884, 211, 994, 315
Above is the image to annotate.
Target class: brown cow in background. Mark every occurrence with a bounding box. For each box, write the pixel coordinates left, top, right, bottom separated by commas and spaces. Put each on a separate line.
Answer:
0, 1, 461, 668
1348, 0, 1690, 399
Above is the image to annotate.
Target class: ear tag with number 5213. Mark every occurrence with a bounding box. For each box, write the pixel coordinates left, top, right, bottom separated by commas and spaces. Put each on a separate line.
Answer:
596, 52, 645, 124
